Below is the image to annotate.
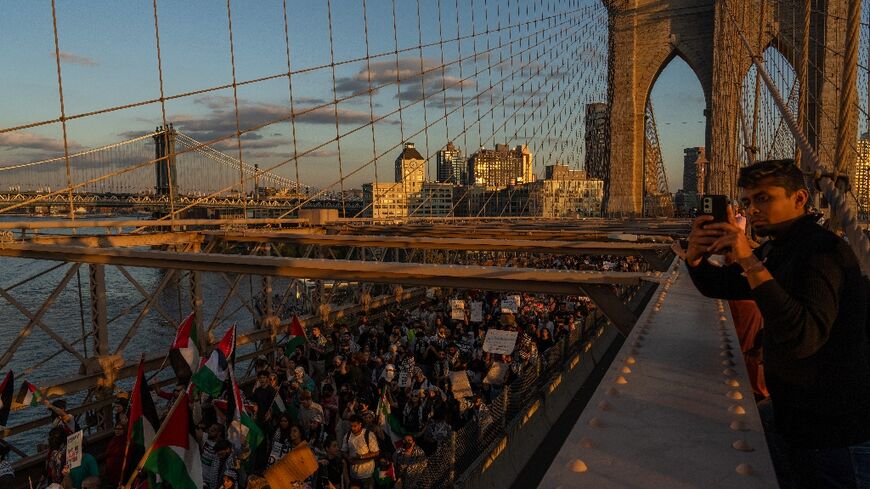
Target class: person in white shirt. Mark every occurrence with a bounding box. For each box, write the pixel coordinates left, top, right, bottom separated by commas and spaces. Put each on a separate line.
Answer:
340, 414, 379, 489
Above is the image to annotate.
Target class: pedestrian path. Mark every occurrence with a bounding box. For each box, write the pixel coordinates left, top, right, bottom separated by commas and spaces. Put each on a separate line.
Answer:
537, 262, 777, 489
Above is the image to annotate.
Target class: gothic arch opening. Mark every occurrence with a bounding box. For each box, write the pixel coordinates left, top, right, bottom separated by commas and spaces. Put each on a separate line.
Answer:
647, 54, 707, 215
740, 45, 799, 164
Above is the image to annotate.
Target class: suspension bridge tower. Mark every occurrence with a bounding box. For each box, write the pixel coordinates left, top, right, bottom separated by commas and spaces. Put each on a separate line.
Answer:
603, 0, 856, 215
153, 125, 178, 200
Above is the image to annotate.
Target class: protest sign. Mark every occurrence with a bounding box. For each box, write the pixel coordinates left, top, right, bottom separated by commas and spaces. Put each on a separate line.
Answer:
265, 440, 319, 487
500, 298, 518, 313
469, 301, 483, 323
482, 329, 519, 354
483, 362, 509, 385
450, 299, 466, 320
66, 430, 83, 469
397, 371, 411, 388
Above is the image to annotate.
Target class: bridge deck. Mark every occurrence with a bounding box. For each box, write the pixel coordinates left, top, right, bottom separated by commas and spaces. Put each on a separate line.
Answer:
536, 262, 777, 489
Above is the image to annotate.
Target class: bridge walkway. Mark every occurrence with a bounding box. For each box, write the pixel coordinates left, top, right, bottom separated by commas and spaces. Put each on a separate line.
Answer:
535, 262, 777, 488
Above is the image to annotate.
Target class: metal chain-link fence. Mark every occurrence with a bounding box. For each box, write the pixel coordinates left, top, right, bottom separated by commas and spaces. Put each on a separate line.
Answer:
412, 309, 609, 489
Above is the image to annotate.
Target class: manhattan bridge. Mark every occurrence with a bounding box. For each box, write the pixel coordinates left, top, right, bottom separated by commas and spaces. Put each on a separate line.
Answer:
0, 0, 868, 488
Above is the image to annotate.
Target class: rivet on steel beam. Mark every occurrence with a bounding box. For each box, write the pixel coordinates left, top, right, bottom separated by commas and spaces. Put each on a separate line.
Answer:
727, 390, 744, 400
606, 387, 620, 397
624, 356, 636, 365
588, 417, 603, 427
569, 459, 589, 473
598, 400, 612, 411
730, 420, 749, 431
720, 350, 734, 358
736, 463, 752, 476
620, 366, 632, 374
725, 379, 740, 387
732, 440, 754, 452
722, 359, 736, 367
723, 368, 738, 376
615, 376, 628, 385
728, 405, 747, 415
719, 315, 728, 321
579, 437, 594, 448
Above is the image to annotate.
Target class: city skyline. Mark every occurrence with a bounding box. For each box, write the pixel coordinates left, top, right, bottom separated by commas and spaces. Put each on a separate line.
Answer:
0, 1, 704, 194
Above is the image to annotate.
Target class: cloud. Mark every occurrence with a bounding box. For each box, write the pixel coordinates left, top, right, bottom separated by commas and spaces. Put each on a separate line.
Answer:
0, 131, 82, 153
52, 51, 98, 66
335, 57, 471, 103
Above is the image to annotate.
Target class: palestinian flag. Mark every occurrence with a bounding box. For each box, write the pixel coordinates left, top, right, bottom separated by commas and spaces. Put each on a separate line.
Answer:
127, 360, 160, 481
142, 392, 203, 489
169, 313, 199, 385
0, 371, 12, 427
191, 325, 235, 397
376, 464, 397, 486
270, 391, 287, 417
377, 389, 405, 449
284, 315, 306, 356
16, 381, 42, 407
227, 367, 264, 456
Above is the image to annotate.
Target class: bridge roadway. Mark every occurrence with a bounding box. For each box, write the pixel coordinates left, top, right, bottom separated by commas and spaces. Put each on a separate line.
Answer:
532, 262, 777, 488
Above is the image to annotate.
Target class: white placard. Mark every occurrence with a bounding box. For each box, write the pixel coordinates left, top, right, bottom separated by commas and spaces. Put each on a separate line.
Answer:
66, 430, 83, 469
482, 329, 519, 355
397, 371, 411, 388
483, 362, 509, 385
500, 298, 518, 313
469, 301, 483, 323
449, 371, 473, 401
510, 295, 522, 309
450, 299, 466, 320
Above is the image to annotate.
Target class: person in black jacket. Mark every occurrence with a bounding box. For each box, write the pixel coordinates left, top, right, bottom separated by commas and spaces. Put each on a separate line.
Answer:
686, 159, 870, 489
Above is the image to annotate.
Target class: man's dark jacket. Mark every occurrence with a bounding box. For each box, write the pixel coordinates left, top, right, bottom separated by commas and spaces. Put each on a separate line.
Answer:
687, 215, 870, 448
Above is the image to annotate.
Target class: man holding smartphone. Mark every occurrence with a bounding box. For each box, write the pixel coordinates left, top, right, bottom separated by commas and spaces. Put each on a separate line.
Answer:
685, 159, 870, 488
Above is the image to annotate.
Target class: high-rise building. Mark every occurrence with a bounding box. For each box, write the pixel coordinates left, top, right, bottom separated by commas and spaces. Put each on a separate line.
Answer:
854, 136, 870, 214
584, 103, 609, 180
467, 144, 534, 189
682, 147, 706, 193
436, 142, 465, 184
453, 164, 603, 218
395, 142, 425, 193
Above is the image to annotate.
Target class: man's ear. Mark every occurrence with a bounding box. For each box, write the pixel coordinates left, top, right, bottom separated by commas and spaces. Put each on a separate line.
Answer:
793, 188, 809, 210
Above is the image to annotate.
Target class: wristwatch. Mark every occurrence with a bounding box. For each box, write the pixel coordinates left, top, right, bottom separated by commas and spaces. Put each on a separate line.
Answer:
737, 255, 765, 276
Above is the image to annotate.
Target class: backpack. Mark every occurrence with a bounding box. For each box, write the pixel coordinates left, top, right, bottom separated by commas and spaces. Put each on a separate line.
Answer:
344, 428, 377, 456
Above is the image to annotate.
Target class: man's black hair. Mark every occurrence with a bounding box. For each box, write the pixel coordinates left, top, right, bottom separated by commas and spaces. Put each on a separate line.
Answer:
737, 158, 808, 195
214, 439, 232, 452
348, 414, 364, 424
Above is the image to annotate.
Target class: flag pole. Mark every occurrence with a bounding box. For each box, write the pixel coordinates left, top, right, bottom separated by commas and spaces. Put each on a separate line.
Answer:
120, 389, 187, 489
117, 355, 145, 489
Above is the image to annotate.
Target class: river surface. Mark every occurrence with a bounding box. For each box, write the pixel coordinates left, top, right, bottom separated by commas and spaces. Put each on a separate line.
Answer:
0, 216, 279, 457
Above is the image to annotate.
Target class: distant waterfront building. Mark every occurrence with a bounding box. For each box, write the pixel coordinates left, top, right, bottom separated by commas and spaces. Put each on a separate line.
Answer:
682, 147, 706, 193
363, 182, 409, 220
453, 163, 603, 217
436, 142, 466, 184
584, 103, 609, 180
395, 142, 425, 193
364, 142, 454, 219
411, 182, 454, 217
467, 144, 534, 189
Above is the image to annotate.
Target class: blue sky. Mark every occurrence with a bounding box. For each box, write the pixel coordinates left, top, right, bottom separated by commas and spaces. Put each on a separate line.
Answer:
0, 0, 706, 192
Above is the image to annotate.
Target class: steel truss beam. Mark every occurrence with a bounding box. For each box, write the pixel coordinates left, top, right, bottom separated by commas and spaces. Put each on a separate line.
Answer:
0, 243, 654, 296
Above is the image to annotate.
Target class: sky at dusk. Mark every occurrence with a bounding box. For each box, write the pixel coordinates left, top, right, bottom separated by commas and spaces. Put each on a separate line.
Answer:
1, 0, 708, 193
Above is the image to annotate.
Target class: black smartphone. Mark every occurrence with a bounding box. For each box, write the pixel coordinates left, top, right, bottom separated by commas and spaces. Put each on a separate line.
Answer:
701, 194, 728, 225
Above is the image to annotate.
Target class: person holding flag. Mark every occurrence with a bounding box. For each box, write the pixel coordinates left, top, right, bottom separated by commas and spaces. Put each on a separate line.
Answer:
123, 359, 160, 487
169, 313, 200, 385
227, 362, 265, 474
192, 325, 236, 397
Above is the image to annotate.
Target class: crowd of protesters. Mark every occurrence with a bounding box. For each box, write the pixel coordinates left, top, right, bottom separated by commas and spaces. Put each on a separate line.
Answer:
22, 254, 637, 489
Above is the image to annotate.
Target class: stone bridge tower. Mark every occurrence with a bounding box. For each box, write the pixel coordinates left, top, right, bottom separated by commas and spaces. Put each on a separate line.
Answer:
603, 0, 854, 215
